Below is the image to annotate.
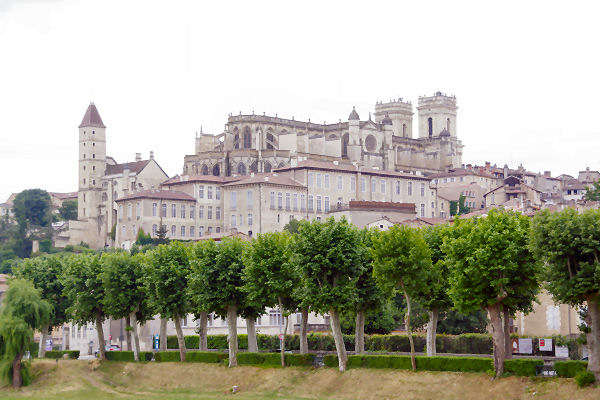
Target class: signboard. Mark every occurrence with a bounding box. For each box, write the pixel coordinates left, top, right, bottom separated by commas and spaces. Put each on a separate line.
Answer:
45, 339, 53, 352
153, 334, 160, 350
555, 346, 569, 358
518, 338, 533, 354
278, 333, 284, 341
539, 338, 553, 352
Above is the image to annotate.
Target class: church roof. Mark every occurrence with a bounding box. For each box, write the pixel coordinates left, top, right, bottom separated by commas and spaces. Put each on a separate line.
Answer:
348, 106, 360, 121
439, 128, 451, 137
79, 102, 106, 128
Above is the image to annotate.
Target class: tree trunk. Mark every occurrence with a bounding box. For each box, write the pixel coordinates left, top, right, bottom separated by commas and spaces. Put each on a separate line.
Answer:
96, 314, 106, 360
174, 314, 186, 362
159, 317, 167, 351
329, 309, 348, 372
402, 288, 416, 371
278, 298, 286, 367
587, 297, 600, 379
426, 308, 438, 357
38, 324, 49, 358
299, 307, 309, 354
130, 311, 140, 361
503, 306, 512, 360
125, 316, 132, 351
488, 303, 505, 377
355, 310, 365, 354
247, 317, 258, 353
227, 305, 238, 367
198, 311, 208, 351
12, 352, 23, 388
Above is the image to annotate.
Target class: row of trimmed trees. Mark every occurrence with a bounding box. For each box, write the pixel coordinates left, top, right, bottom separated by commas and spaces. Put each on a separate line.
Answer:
3, 207, 600, 385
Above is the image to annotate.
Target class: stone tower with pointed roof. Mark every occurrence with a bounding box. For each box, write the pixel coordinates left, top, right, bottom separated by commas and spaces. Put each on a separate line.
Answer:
78, 102, 107, 224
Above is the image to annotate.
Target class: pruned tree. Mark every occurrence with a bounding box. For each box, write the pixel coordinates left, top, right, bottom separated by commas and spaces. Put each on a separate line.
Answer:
144, 242, 190, 361
531, 208, 600, 379
372, 225, 431, 371
58, 200, 78, 221
12, 189, 52, 258
13, 255, 71, 358
444, 209, 538, 377
292, 217, 362, 372
0, 279, 51, 387
61, 253, 108, 360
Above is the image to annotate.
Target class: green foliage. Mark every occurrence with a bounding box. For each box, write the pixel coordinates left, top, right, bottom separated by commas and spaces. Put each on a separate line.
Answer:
436, 309, 489, 334
184, 351, 228, 363
325, 354, 494, 373
104, 351, 153, 361
575, 369, 596, 387
554, 360, 589, 377
110, 224, 116, 242
283, 218, 301, 234
44, 350, 80, 359
135, 229, 153, 246
58, 200, 78, 221
12, 189, 52, 258
237, 352, 314, 367
154, 351, 181, 362
503, 358, 544, 376
61, 254, 105, 325
340, 301, 398, 334
585, 180, 600, 201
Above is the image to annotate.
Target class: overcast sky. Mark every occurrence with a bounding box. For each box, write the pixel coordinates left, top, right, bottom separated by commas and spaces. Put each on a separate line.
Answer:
1, 0, 599, 202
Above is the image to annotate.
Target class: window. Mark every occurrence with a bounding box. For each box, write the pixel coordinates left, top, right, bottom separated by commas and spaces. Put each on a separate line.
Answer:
277, 192, 283, 209
337, 175, 343, 190
230, 191, 237, 210
152, 224, 157, 236
190, 226, 195, 237
431, 202, 435, 210
216, 227, 221, 233
308, 172, 314, 187
127, 204, 132, 220
152, 203, 158, 216
171, 225, 176, 236
395, 181, 401, 195
248, 213, 253, 226
207, 226, 212, 235
215, 207, 220, 220
324, 196, 330, 212
190, 205, 195, 219
118, 205, 123, 221
121, 225, 125, 237
308, 195, 314, 212
207, 206, 212, 219
324, 174, 330, 189
216, 187, 221, 200
285, 193, 291, 210
421, 183, 425, 197
199, 206, 204, 219
231, 214, 237, 227
246, 190, 253, 209
428, 117, 433, 137
317, 196, 322, 212
316, 173, 322, 188
371, 178, 377, 193
239, 214, 244, 227
136, 202, 141, 219
420, 204, 425, 217
351, 176, 356, 191
181, 205, 186, 218
361, 177, 366, 192
269, 310, 283, 326
293, 194, 298, 210
199, 226, 204, 237
408, 182, 412, 196
300, 194, 306, 211
270, 192, 275, 209
243, 127, 252, 148
380, 180, 386, 194
171, 204, 176, 218
207, 186, 213, 199
198, 185, 204, 199
460, 176, 464, 182
181, 226, 186, 237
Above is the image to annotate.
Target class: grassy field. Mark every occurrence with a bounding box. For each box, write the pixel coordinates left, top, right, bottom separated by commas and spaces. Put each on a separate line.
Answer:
0, 359, 598, 400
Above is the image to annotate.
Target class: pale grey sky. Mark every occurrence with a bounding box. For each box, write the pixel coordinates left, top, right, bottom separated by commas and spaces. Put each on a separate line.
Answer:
1, 0, 599, 202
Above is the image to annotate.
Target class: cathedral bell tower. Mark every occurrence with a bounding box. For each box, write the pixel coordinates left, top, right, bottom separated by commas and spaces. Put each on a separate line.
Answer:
78, 102, 107, 221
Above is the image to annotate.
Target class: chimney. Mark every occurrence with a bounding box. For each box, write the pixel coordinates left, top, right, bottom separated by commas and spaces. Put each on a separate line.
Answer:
135, 153, 142, 161
544, 171, 551, 177
149, 151, 154, 160
485, 161, 491, 169
466, 163, 472, 170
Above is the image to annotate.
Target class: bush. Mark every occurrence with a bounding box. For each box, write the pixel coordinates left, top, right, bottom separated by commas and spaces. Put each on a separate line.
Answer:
504, 359, 544, 376
554, 360, 589, 378
237, 352, 314, 367
105, 351, 153, 361
326, 354, 494, 373
574, 370, 596, 387
154, 351, 181, 362
185, 351, 228, 363
28, 342, 38, 358
44, 350, 80, 359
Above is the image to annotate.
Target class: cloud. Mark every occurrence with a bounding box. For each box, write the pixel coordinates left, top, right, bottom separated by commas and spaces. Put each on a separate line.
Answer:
0, 0, 64, 13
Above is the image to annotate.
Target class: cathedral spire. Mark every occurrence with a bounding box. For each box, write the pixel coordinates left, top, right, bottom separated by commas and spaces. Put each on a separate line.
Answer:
79, 102, 106, 128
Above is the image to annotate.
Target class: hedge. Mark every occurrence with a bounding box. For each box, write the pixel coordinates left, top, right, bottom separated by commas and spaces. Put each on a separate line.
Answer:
504, 359, 544, 376
554, 360, 589, 378
237, 352, 315, 367
44, 350, 80, 359
185, 351, 228, 364
105, 351, 153, 362
154, 351, 181, 362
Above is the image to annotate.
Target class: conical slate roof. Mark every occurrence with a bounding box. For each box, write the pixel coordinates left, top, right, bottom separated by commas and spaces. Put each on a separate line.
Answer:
79, 102, 106, 128
348, 106, 360, 121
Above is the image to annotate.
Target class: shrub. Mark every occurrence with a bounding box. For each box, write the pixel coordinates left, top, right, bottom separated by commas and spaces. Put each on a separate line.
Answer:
554, 360, 589, 378
154, 351, 181, 362
503, 359, 544, 376
574, 370, 595, 387
28, 342, 38, 358
44, 350, 80, 359
325, 354, 493, 373
237, 352, 314, 367
104, 351, 153, 362
185, 351, 228, 363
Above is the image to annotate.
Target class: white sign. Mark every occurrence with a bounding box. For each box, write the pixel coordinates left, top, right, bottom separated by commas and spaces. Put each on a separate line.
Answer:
518, 338, 533, 354
555, 346, 569, 358
539, 338, 553, 351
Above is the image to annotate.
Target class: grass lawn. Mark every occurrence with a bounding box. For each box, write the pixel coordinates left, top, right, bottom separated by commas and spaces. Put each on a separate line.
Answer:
0, 359, 598, 400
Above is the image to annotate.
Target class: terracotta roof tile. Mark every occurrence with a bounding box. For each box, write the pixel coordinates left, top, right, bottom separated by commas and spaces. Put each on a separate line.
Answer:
115, 189, 195, 202
105, 160, 151, 176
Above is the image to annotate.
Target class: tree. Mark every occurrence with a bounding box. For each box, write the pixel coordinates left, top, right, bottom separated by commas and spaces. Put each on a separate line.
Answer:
283, 218, 301, 234
12, 189, 52, 258
144, 242, 190, 361
101, 251, 152, 361
420, 224, 453, 356
243, 231, 300, 365
58, 200, 78, 221
61, 253, 108, 360
188, 238, 248, 367
371, 225, 431, 371
436, 309, 489, 334
585, 180, 600, 201
530, 208, 600, 379
13, 255, 71, 358
444, 209, 538, 377
449, 194, 470, 216
135, 228, 153, 246
292, 218, 363, 372
0, 279, 51, 387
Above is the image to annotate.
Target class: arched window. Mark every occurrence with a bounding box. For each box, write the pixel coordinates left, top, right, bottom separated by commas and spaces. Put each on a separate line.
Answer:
402, 124, 407, 136
101, 192, 108, 202
266, 132, 275, 150
201, 165, 209, 175
249, 161, 258, 173
428, 118, 433, 137
243, 127, 252, 149
234, 133, 240, 149
446, 117, 450, 132
264, 161, 272, 173
194, 164, 198, 174
212, 164, 220, 176
237, 163, 246, 175
278, 162, 285, 169
342, 133, 349, 157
